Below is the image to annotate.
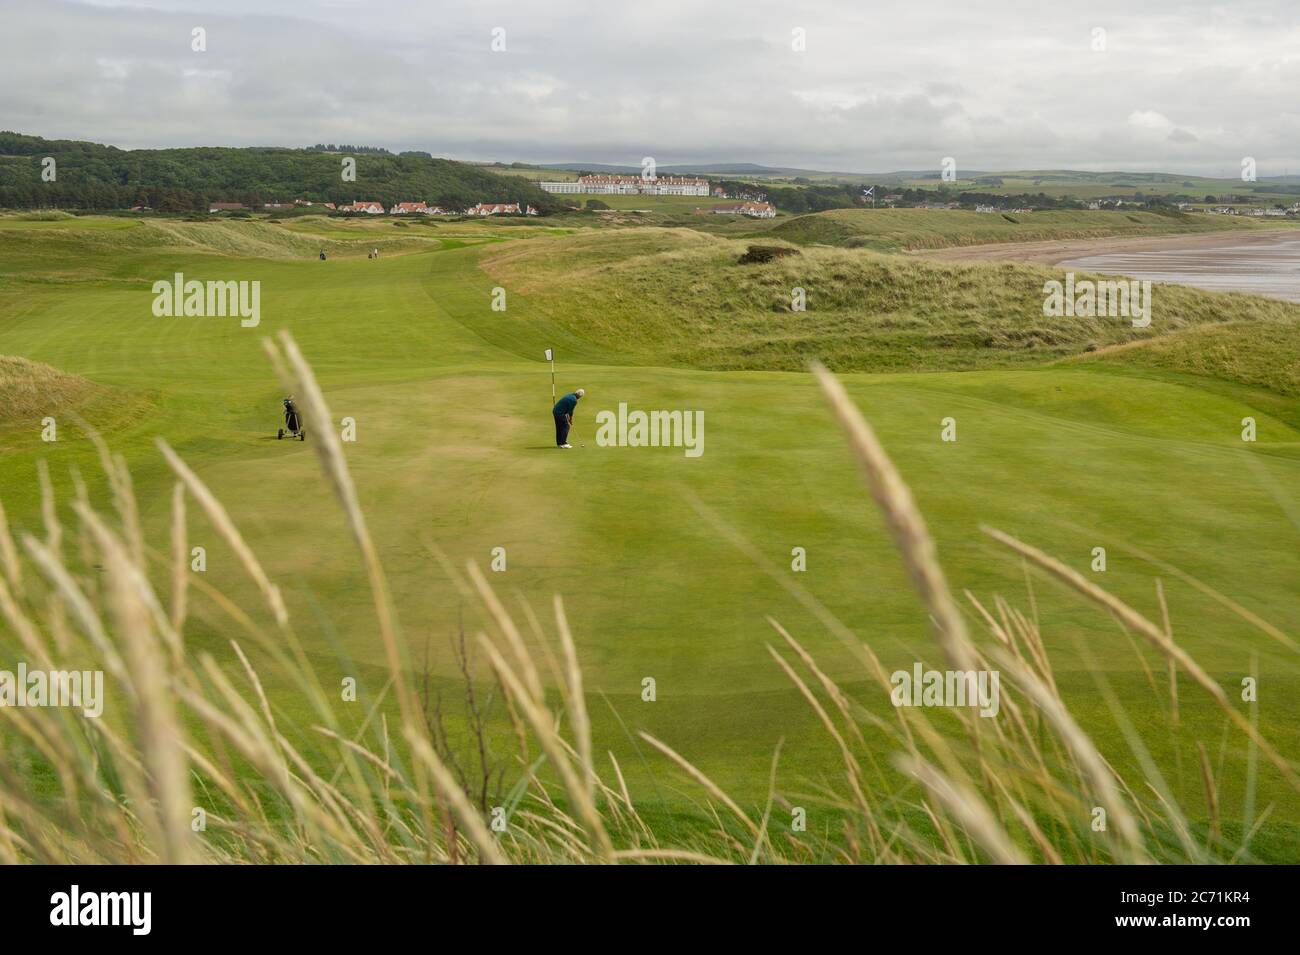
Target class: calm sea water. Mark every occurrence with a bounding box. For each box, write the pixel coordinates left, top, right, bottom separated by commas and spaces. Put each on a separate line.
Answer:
1064, 232, 1300, 303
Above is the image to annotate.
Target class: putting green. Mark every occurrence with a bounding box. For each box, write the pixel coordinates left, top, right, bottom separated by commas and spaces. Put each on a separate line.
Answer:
2, 218, 1297, 855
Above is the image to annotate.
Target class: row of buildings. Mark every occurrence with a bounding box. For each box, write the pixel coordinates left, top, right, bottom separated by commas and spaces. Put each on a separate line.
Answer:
539, 174, 711, 197
329, 200, 538, 215
535, 173, 778, 216
1202, 204, 1297, 217
208, 200, 539, 216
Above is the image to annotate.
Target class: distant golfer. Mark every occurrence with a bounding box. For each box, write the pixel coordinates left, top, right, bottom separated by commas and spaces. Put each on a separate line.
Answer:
552, 388, 584, 449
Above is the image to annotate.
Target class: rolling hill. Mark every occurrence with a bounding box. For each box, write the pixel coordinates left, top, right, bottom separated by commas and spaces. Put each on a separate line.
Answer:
761, 207, 1296, 252
0, 131, 559, 213
2, 212, 1298, 861
469, 225, 1300, 373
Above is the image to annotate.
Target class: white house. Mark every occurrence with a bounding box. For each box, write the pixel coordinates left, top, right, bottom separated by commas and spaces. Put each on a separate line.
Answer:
390, 201, 429, 214
711, 201, 775, 218
539, 175, 710, 197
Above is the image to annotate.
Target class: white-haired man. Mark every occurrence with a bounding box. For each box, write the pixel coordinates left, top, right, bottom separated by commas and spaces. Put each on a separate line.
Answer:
552, 388, 585, 449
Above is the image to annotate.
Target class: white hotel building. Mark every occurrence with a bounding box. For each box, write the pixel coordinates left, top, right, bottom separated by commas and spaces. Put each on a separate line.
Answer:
540, 175, 710, 197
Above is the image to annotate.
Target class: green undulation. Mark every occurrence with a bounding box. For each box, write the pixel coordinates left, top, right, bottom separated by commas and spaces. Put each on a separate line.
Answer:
0, 216, 1297, 862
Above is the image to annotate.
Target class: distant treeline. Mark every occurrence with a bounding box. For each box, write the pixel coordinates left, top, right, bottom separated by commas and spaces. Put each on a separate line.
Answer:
709, 179, 1216, 212
713, 180, 866, 212
712, 179, 1100, 212
307, 144, 391, 154
0, 132, 558, 213
887, 187, 1087, 209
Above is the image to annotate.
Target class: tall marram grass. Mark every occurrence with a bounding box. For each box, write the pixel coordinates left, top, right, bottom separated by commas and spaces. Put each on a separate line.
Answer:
0, 332, 1294, 864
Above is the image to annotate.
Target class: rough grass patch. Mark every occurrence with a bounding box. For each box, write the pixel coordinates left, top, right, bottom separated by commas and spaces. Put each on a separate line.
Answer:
738, 244, 800, 265
0, 355, 100, 425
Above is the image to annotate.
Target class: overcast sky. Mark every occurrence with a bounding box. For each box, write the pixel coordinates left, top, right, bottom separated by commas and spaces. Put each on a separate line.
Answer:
3, 0, 1299, 176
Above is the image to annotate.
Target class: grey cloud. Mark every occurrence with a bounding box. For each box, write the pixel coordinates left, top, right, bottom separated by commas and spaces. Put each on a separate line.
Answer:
2, 0, 1298, 174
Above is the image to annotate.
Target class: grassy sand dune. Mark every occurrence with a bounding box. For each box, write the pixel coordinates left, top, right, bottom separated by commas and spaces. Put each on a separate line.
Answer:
477, 227, 1300, 372
764, 207, 1295, 253
1077, 318, 1300, 393
0, 355, 102, 425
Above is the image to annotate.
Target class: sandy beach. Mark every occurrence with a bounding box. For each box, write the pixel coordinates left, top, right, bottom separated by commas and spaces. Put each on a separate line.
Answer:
917, 228, 1300, 301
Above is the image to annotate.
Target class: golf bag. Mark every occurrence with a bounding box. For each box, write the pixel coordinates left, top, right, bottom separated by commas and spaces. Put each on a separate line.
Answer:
278, 397, 306, 441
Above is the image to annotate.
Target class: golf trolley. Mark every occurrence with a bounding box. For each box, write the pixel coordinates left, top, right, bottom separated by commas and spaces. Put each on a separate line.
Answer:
278, 397, 306, 441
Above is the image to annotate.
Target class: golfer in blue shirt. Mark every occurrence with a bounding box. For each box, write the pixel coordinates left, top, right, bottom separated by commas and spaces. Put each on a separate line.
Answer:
552, 388, 585, 448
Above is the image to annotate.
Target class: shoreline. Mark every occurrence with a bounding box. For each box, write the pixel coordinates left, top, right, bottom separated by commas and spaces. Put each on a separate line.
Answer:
912, 227, 1300, 266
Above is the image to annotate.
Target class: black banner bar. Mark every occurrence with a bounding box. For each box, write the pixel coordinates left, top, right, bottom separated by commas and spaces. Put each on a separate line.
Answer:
7, 864, 1282, 941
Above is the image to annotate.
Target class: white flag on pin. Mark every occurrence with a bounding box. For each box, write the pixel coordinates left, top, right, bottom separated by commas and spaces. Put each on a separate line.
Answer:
544, 348, 553, 361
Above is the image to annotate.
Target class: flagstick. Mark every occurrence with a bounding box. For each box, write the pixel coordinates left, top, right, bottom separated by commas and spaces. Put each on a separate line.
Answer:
545, 347, 555, 406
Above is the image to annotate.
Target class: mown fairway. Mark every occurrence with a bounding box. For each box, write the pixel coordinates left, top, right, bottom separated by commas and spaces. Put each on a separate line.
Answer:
2, 215, 1298, 855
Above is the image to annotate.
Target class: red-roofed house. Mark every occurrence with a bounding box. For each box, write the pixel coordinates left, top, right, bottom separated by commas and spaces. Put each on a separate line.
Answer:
711, 201, 775, 218
467, 202, 522, 216
390, 201, 429, 214
347, 201, 385, 214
